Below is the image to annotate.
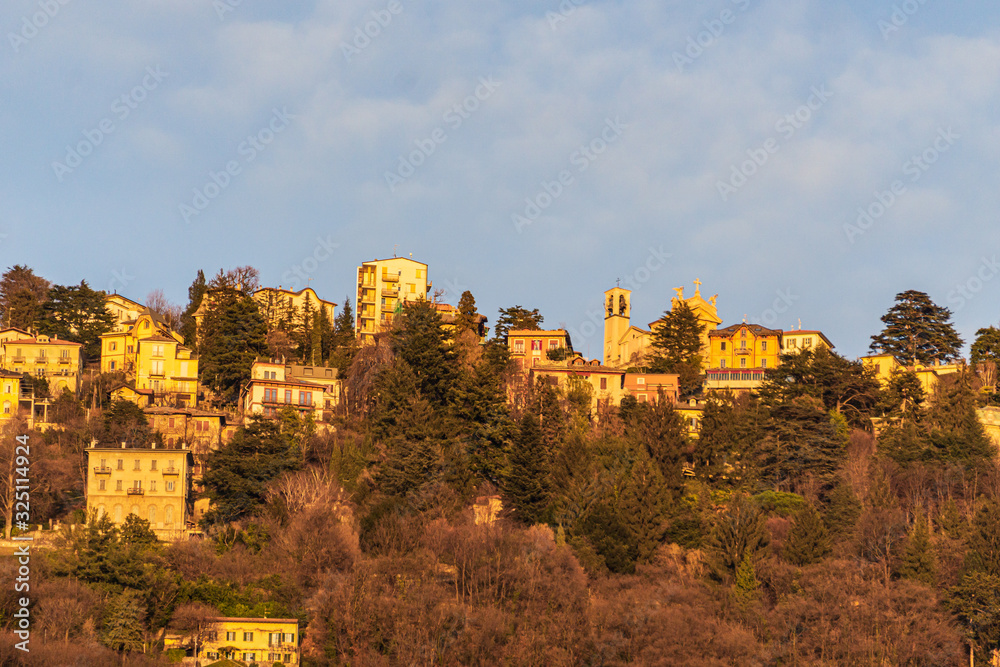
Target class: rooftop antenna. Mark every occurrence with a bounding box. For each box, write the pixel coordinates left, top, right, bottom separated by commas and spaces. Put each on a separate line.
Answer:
616, 277, 621, 288
392, 244, 399, 257
798, 318, 802, 330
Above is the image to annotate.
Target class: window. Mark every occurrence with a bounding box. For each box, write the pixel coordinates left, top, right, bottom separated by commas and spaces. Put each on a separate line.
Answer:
207, 632, 217, 642
116, 480, 123, 491
514, 340, 524, 354
4, 383, 9, 394
531, 340, 542, 352
285, 389, 292, 403
408, 283, 415, 293
416, 269, 424, 279
109, 361, 116, 370
99, 479, 106, 491
61, 349, 69, 358
304, 367, 313, 375
548, 340, 558, 349
787, 339, 797, 349
741, 329, 747, 338
740, 358, 747, 368
299, 391, 311, 406
166, 481, 175, 492
133, 480, 142, 491
109, 342, 117, 351
720, 359, 726, 369
761, 341, 767, 351
165, 505, 174, 524
134, 459, 141, 471
117, 459, 124, 470
761, 359, 767, 368
285, 633, 295, 643
143, 321, 150, 330
740, 340, 747, 349
803, 338, 812, 349
168, 418, 175, 428
149, 480, 156, 492
720, 341, 726, 351
150, 359, 164, 375
285, 655, 292, 663
244, 632, 254, 642
638, 394, 647, 402
149, 505, 156, 523
2, 401, 8, 415
637, 377, 645, 385
264, 388, 277, 403
600, 378, 607, 390
226, 632, 237, 642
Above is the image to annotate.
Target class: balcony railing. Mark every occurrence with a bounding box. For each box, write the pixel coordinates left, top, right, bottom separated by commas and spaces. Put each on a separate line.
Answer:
58, 357, 73, 364
126, 488, 145, 496
735, 348, 752, 355
94, 466, 112, 474
34, 357, 47, 364
381, 288, 399, 297
10, 356, 25, 364
381, 273, 399, 282
161, 468, 179, 476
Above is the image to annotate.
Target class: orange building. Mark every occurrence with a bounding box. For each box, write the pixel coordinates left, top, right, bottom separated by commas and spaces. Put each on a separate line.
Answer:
507, 329, 571, 370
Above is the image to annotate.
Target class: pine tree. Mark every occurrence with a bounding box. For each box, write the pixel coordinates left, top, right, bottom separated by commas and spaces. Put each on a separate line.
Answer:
925, 370, 995, 466
897, 514, 935, 584
392, 299, 456, 408
705, 494, 769, 576
823, 482, 862, 533
0, 264, 50, 330
648, 300, 704, 395
623, 396, 689, 490
36, 281, 116, 360
179, 270, 206, 350
971, 326, 1000, 364
493, 305, 543, 342
754, 396, 847, 490
869, 290, 963, 365
782, 504, 831, 566
619, 451, 671, 563
101, 589, 146, 653
732, 552, 760, 605
330, 296, 358, 377
454, 290, 480, 335
966, 500, 1000, 576
506, 412, 550, 524
198, 288, 268, 402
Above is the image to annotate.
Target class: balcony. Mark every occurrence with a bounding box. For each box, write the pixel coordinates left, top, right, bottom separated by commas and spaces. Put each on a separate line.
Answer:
735, 348, 752, 355
94, 466, 112, 474
162, 468, 179, 476
10, 356, 25, 364
381, 288, 399, 297
381, 273, 399, 283
58, 357, 73, 365
126, 488, 144, 496
34, 357, 48, 364
381, 303, 395, 313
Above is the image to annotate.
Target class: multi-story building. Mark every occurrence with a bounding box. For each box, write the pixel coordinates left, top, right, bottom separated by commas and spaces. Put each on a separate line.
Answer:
529, 357, 679, 412
0, 330, 83, 395
105, 293, 145, 332
254, 286, 337, 331
782, 329, 833, 354
704, 323, 783, 393
860, 354, 962, 396
165, 617, 300, 665
100, 311, 199, 407
356, 257, 430, 343
240, 360, 327, 421
86, 443, 193, 540
283, 362, 342, 411
507, 329, 572, 370
0, 370, 22, 424
623, 371, 680, 404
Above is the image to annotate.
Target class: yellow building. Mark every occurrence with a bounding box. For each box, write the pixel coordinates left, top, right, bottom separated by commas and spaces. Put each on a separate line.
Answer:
254, 286, 337, 330
0, 330, 83, 395
105, 293, 145, 332
704, 323, 783, 393
782, 329, 833, 353
100, 311, 198, 407
0, 370, 21, 424
508, 329, 571, 371
860, 354, 962, 396
240, 360, 327, 421
86, 443, 192, 540
529, 358, 629, 412
356, 257, 430, 343
165, 617, 300, 664
676, 396, 706, 439
603, 281, 721, 369
435, 302, 489, 343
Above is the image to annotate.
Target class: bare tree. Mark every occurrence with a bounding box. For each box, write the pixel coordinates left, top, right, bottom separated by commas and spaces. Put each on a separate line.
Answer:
167, 602, 221, 660
345, 333, 394, 417
145, 289, 183, 330
1, 416, 29, 539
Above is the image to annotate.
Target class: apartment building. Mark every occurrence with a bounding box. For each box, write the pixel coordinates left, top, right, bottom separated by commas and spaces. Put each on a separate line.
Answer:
356, 257, 430, 343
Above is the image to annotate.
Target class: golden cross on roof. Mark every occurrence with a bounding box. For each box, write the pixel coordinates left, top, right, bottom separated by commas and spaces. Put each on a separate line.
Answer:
693, 278, 702, 294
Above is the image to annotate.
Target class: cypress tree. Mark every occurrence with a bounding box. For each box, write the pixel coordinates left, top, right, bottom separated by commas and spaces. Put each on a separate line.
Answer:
782, 504, 831, 566
179, 270, 206, 350
506, 412, 550, 524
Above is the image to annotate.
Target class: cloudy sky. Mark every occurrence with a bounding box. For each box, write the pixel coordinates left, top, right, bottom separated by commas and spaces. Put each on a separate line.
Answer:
3, 0, 999, 360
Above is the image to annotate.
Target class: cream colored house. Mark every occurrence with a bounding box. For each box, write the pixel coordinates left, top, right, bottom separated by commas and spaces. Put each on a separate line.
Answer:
356, 257, 431, 343
0, 331, 83, 395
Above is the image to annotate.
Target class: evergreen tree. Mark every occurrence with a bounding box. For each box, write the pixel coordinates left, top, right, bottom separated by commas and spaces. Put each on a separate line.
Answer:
316, 305, 335, 363
36, 281, 116, 359
753, 396, 847, 490
391, 299, 456, 408
897, 514, 935, 584
454, 290, 480, 335
757, 347, 881, 427
330, 296, 359, 377
493, 305, 543, 342
198, 288, 268, 402
622, 396, 689, 490
0, 264, 50, 330
878, 368, 926, 421
619, 451, 671, 563
869, 290, 963, 365
506, 412, 550, 524
179, 270, 207, 350
101, 589, 146, 653
965, 500, 1000, 577
732, 552, 760, 605
971, 326, 1000, 365
201, 416, 303, 526
782, 504, 831, 566
695, 392, 764, 485
705, 494, 769, 576
120, 514, 158, 547
648, 300, 704, 395
823, 482, 862, 533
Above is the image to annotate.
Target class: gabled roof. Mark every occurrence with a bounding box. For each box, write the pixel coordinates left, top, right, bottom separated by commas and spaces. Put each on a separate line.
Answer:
782, 329, 834, 347
255, 286, 337, 308
0, 369, 22, 379
709, 323, 783, 337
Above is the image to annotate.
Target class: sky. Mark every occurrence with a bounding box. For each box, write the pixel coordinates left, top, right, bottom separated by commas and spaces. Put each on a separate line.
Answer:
3, 0, 1000, 361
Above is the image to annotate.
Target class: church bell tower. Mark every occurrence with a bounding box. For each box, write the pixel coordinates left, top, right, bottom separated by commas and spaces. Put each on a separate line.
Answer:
603, 285, 631, 367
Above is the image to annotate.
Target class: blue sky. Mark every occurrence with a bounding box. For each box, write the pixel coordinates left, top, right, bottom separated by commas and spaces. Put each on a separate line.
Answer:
3, 0, 1000, 360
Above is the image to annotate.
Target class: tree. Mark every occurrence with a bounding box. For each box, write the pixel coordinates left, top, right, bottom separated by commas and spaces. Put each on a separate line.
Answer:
329, 296, 358, 377
391, 299, 456, 408
705, 494, 769, 577
972, 326, 1000, 365
757, 347, 881, 428
201, 417, 303, 526
618, 451, 671, 563
695, 392, 764, 485
782, 504, 831, 565
101, 589, 146, 653
454, 290, 481, 335
179, 270, 207, 350
36, 281, 116, 359
869, 290, 963, 365
120, 514, 157, 547
144, 289, 182, 331
102, 399, 152, 447
925, 370, 995, 466
753, 396, 847, 491
493, 305, 543, 342
897, 514, 935, 585
506, 412, 550, 524
209, 266, 260, 296
168, 603, 221, 659
198, 287, 268, 402
0, 264, 49, 330
647, 301, 703, 395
